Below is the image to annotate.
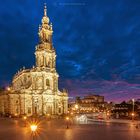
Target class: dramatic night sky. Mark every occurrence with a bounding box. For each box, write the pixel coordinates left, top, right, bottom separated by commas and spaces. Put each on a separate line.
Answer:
0, 0, 140, 102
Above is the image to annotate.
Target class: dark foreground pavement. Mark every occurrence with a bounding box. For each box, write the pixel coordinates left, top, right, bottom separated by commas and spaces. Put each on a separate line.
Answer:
0, 117, 140, 140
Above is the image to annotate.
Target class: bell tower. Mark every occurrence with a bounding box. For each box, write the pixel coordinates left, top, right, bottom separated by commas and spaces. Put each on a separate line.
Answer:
35, 4, 56, 70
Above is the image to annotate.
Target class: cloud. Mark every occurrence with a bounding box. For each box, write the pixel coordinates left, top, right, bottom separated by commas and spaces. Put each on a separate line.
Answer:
59, 78, 140, 102
0, 0, 140, 101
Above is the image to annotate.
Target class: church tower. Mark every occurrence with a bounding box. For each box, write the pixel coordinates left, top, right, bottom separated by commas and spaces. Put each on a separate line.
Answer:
0, 4, 68, 117
35, 4, 56, 70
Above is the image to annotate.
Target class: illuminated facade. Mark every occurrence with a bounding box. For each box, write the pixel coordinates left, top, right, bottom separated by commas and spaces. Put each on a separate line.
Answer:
69, 95, 106, 113
0, 5, 68, 116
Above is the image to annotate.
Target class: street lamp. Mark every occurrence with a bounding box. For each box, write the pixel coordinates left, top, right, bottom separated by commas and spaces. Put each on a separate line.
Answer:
23, 116, 27, 120
131, 113, 135, 116
131, 112, 135, 121
132, 99, 135, 121
6, 87, 11, 91
75, 104, 79, 109
30, 124, 38, 140
31, 124, 37, 132
66, 117, 70, 129
23, 116, 27, 127
70, 112, 73, 116
74, 104, 79, 114
46, 113, 51, 120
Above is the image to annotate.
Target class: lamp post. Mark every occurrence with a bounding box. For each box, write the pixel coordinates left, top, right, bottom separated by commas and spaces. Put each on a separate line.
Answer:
30, 124, 37, 140
75, 104, 79, 110
23, 116, 27, 127
74, 104, 79, 114
66, 117, 70, 129
132, 99, 135, 121
46, 113, 51, 120
6, 87, 11, 91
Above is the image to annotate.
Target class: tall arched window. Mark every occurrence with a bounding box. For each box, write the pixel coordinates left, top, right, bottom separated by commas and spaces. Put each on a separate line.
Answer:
46, 79, 50, 87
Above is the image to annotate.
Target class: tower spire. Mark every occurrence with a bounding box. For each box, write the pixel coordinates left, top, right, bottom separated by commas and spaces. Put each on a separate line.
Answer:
37, 3, 53, 49
44, 3, 47, 16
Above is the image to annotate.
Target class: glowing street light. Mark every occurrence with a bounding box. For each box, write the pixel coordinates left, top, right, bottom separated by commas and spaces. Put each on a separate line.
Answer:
30, 124, 37, 132
66, 117, 70, 129
66, 117, 69, 121
46, 113, 51, 120
70, 112, 73, 115
74, 104, 79, 114
29, 119, 40, 139
75, 104, 79, 109
23, 116, 27, 120
131, 113, 135, 116
47, 113, 50, 117
47, 113, 50, 118
30, 124, 38, 140
132, 99, 135, 121
23, 116, 27, 127
6, 87, 11, 91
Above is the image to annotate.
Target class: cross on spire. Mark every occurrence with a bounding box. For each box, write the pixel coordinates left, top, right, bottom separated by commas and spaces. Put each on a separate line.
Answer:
44, 3, 47, 16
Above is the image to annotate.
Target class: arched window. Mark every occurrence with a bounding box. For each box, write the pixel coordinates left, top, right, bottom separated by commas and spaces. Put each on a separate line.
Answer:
46, 79, 50, 87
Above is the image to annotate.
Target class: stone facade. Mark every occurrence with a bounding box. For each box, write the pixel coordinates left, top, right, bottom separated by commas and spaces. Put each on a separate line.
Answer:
0, 5, 68, 116
69, 95, 106, 114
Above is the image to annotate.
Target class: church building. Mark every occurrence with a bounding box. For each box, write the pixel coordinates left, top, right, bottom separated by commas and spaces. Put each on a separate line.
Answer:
0, 5, 68, 117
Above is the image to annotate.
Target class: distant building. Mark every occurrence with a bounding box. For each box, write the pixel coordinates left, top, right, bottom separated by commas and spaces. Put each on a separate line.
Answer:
112, 101, 139, 119
0, 4, 68, 117
76, 95, 104, 104
69, 95, 110, 114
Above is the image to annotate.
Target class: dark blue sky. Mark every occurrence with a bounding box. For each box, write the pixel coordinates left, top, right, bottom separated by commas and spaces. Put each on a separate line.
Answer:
0, 0, 140, 102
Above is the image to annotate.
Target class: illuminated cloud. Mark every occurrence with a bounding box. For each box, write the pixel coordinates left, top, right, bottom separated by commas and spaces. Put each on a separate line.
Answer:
0, 0, 140, 101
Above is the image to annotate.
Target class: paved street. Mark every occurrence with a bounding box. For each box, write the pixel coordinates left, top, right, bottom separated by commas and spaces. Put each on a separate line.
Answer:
0, 117, 140, 140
